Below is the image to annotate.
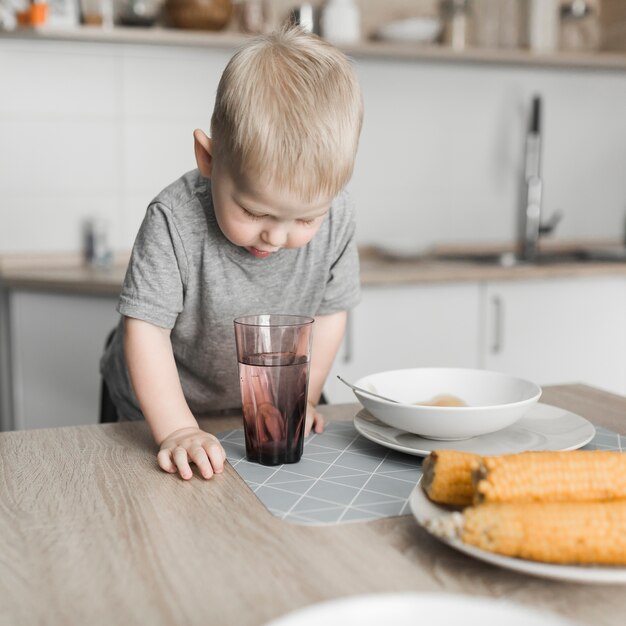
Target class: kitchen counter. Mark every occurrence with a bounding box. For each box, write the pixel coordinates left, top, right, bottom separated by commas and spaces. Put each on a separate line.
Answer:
3, 244, 626, 294
1, 384, 625, 626
358, 244, 626, 286
0, 253, 129, 297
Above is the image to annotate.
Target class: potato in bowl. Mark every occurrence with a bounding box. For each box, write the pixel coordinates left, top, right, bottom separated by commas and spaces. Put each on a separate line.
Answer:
352, 368, 542, 440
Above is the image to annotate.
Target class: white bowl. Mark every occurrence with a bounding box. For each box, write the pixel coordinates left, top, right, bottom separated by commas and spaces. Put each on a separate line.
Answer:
352, 368, 542, 440
375, 17, 442, 44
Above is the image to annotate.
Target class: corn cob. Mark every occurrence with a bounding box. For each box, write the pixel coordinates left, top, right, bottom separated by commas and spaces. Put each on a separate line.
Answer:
422, 450, 481, 506
474, 450, 626, 504
461, 500, 626, 565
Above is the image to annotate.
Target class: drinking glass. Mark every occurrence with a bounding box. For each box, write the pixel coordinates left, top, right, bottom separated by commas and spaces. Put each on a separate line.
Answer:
234, 314, 314, 466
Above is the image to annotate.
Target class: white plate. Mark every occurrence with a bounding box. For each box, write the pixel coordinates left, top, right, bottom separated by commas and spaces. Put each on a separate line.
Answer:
266, 592, 574, 626
353, 402, 595, 456
410, 482, 626, 584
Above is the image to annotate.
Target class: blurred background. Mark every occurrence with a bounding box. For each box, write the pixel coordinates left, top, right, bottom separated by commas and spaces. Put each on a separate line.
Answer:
1, 0, 625, 253
1, 0, 626, 431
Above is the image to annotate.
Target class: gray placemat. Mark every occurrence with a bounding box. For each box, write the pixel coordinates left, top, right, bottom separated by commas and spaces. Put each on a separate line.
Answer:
218, 422, 623, 526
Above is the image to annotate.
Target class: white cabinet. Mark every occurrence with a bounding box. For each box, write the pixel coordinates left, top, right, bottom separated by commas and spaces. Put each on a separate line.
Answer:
326, 275, 626, 406
481, 277, 626, 395
10, 291, 120, 429
5, 274, 626, 430
326, 283, 482, 403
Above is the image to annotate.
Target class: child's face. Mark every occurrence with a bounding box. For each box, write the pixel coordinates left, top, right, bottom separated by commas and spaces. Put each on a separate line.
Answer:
211, 162, 332, 258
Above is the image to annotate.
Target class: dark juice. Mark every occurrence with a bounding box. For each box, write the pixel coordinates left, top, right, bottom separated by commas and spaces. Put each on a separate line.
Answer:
238, 352, 309, 466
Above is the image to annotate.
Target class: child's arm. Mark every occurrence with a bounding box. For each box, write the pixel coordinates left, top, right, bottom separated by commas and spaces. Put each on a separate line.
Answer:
305, 310, 348, 435
123, 316, 226, 480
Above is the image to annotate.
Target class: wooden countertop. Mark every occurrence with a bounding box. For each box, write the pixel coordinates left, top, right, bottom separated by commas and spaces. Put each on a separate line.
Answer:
0, 255, 128, 296
1, 384, 625, 626
2, 245, 626, 295
359, 253, 626, 287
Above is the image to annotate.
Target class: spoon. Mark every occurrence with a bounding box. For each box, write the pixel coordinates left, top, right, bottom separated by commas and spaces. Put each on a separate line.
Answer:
336, 375, 399, 403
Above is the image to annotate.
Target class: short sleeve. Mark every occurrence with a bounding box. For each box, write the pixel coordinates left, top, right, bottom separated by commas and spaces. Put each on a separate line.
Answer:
117, 203, 188, 329
316, 191, 361, 316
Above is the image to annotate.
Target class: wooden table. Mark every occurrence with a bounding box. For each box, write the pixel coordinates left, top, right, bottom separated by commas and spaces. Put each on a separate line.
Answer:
1, 384, 625, 626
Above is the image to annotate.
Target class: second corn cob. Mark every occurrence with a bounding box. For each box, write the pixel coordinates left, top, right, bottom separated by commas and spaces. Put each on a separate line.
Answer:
461, 500, 626, 565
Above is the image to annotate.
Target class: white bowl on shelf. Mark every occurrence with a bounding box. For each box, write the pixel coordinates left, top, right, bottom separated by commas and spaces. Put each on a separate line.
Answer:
375, 17, 442, 44
352, 367, 542, 440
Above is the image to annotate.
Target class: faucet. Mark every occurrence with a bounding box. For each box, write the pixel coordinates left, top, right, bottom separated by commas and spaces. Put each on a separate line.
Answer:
519, 95, 562, 261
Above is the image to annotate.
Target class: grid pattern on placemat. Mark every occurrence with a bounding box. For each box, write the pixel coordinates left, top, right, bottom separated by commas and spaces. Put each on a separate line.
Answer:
218, 422, 623, 526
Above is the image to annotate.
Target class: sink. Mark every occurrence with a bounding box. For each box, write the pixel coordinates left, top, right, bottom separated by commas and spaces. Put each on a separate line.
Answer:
364, 244, 626, 268
435, 250, 583, 267
434, 247, 626, 267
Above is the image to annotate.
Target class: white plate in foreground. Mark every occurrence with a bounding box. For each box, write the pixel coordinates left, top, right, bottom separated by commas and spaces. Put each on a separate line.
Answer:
410, 481, 626, 584
266, 592, 574, 626
354, 402, 595, 456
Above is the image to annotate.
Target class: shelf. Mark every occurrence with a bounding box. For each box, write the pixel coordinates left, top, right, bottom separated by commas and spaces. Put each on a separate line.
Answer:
1, 25, 249, 50
2, 25, 626, 71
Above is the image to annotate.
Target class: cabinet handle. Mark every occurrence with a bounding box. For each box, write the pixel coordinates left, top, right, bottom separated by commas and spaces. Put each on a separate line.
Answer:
343, 310, 353, 363
491, 295, 503, 354
0, 286, 14, 431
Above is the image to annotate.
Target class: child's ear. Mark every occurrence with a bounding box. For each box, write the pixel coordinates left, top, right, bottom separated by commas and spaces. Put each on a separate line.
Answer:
193, 129, 213, 178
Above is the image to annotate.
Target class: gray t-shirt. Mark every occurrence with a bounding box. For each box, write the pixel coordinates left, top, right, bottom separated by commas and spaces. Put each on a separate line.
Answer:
100, 169, 360, 420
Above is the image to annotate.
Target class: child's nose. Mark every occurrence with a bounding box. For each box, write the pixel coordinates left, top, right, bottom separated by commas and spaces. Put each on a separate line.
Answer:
261, 224, 287, 248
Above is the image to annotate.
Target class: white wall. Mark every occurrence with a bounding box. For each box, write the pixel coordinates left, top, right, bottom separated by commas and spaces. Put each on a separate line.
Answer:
354, 59, 626, 249
1, 38, 625, 255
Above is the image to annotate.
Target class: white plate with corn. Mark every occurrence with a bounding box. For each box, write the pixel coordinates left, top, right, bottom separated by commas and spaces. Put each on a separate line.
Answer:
411, 449, 626, 584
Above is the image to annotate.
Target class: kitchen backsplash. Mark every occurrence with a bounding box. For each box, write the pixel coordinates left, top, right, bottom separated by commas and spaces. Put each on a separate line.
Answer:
1, 33, 625, 255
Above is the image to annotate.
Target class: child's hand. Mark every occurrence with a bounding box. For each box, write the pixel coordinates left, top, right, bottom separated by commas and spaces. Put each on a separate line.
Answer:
305, 401, 325, 436
157, 427, 226, 480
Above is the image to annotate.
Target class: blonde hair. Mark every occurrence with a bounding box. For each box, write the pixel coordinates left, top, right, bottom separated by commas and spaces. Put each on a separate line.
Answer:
211, 26, 363, 202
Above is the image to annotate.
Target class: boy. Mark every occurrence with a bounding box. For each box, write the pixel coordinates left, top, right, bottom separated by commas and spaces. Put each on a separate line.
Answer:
100, 26, 363, 480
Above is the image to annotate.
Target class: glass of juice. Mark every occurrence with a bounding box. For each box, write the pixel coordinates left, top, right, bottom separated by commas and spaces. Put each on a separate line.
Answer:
234, 314, 314, 466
